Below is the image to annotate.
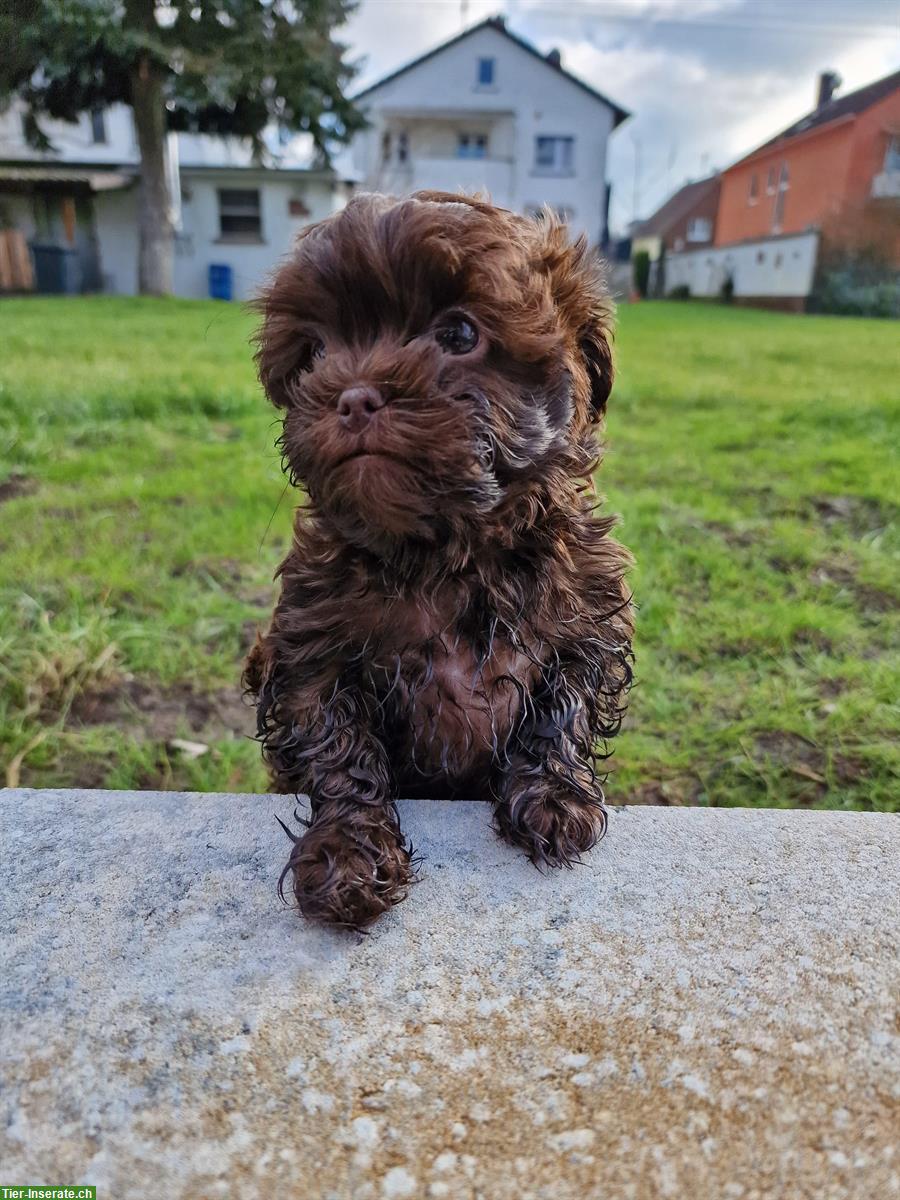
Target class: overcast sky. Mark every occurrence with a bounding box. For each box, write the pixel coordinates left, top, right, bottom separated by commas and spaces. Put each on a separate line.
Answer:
340, 0, 900, 234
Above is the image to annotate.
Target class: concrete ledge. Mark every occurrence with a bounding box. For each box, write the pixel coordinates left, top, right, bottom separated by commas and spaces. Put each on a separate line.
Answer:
2, 789, 898, 1198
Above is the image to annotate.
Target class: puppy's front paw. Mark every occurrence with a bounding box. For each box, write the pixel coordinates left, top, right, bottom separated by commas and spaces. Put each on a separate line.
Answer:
281, 808, 415, 930
494, 777, 607, 869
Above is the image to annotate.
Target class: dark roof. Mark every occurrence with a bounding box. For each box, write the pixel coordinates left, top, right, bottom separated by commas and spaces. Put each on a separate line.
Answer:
354, 16, 630, 128
632, 174, 720, 238
743, 68, 900, 161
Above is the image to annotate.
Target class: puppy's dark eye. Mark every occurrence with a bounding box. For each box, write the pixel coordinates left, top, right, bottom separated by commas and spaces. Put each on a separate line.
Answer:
297, 338, 325, 373
436, 316, 478, 355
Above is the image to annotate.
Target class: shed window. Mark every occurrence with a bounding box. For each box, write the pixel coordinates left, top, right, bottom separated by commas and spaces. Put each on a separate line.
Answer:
218, 188, 262, 239
477, 57, 495, 86
534, 136, 574, 174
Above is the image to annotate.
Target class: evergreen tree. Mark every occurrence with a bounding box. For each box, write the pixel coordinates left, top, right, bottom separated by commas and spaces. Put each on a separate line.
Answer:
1, 0, 364, 294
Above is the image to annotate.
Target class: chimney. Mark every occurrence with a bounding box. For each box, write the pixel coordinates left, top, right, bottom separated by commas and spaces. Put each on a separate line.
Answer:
546, 48, 562, 68
816, 71, 841, 109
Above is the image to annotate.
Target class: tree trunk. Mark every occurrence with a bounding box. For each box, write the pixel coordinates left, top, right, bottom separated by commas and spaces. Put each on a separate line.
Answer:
128, 38, 173, 295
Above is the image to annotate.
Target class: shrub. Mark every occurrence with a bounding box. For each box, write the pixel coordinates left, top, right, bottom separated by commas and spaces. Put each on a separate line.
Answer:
633, 250, 651, 298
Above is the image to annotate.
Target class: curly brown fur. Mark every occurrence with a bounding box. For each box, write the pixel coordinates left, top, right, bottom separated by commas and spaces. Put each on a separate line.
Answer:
277, 800, 416, 930
246, 191, 634, 927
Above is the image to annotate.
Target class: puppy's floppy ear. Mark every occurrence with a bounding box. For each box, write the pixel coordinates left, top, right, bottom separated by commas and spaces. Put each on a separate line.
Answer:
529, 214, 615, 423
252, 215, 332, 409
579, 304, 614, 420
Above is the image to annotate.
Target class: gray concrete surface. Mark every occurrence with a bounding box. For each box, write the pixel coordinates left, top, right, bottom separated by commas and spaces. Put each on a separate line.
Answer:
1, 788, 898, 1199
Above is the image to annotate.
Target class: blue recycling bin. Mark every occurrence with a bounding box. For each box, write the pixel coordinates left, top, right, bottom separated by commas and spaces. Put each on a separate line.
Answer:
208, 263, 233, 301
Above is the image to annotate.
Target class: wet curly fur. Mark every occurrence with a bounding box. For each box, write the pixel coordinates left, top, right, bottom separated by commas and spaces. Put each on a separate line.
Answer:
245, 191, 634, 929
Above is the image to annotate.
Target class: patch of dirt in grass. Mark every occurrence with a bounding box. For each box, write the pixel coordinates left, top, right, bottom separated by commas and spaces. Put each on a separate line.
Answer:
753, 732, 827, 792
791, 628, 834, 654
172, 556, 245, 585
628, 779, 697, 806
70, 679, 254, 742
810, 559, 895, 615
0, 473, 38, 503
242, 619, 264, 651
808, 494, 896, 536
241, 586, 277, 609
818, 676, 848, 700
53, 752, 117, 791
832, 754, 870, 785
171, 557, 276, 609
696, 520, 757, 550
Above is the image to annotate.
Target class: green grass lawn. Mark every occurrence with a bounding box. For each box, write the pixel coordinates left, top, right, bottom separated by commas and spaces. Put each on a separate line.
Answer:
1, 296, 898, 809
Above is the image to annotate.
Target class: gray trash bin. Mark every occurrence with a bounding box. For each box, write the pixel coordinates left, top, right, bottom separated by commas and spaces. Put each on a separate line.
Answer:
29, 244, 82, 294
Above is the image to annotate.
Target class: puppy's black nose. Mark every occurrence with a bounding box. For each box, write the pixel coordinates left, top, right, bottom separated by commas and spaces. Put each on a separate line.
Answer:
337, 385, 385, 434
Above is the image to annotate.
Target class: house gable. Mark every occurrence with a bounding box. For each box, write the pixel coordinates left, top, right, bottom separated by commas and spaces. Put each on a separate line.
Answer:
355, 18, 628, 127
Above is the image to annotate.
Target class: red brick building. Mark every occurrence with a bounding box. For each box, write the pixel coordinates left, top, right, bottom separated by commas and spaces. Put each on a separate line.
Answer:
716, 70, 900, 265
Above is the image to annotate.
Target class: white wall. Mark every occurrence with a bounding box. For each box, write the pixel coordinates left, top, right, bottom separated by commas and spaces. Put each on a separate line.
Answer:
0, 101, 138, 165
352, 24, 617, 244
173, 172, 344, 300
91, 172, 344, 299
94, 189, 140, 295
665, 231, 820, 299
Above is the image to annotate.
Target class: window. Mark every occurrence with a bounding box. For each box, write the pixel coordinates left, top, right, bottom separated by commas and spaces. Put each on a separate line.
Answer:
534, 136, 574, 175
397, 132, 409, 163
90, 108, 107, 145
748, 173, 758, 204
686, 217, 712, 243
772, 190, 786, 232
772, 163, 789, 232
218, 188, 262, 240
477, 57, 495, 86
766, 166, 776, 194
885, 136, 900, 172
457, 133, 487, 160
381, 131, 392, 164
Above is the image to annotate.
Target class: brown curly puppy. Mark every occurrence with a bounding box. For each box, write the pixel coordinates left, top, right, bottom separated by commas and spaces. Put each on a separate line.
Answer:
245, 191, 634, 929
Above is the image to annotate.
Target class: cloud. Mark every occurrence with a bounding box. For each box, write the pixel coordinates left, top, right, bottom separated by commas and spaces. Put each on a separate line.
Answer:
341, 0, 900, 233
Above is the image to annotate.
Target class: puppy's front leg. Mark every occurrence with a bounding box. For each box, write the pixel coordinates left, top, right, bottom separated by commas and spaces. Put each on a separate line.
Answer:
493, 658, 618, 868
252, 662, 413, 929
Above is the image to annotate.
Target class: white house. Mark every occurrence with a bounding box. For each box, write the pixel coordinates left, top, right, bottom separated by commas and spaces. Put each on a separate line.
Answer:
0, 102, 352, 299
350, 16, 629, 247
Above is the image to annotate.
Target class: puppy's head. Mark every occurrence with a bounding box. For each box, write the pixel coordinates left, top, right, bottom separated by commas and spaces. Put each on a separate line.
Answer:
256, 191, 614, 549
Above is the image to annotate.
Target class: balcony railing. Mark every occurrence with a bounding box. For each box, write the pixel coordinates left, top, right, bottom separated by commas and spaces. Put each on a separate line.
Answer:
378, 156, 515, 206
